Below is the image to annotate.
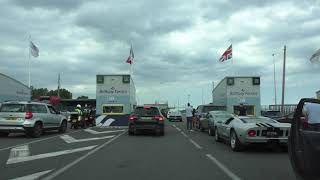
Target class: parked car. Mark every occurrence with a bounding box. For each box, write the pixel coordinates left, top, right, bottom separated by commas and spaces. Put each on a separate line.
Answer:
206, 111, 234, 136
198, 111, 231, 133
167, 110, 182, 122
128, 106, 165, 136
278, 112, 294, 123
214, 115, 291, 151
261, 110, 282, 120
289, 98, 320, 180
195, 104, 226, 129
0, 101, 68, 138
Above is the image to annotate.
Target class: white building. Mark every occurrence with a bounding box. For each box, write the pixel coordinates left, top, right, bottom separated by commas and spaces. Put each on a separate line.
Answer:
0, 73, 31, 102
212, 76, 261, 116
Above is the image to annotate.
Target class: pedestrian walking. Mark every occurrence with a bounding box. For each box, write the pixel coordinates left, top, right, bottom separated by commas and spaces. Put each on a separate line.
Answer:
192, 108, 197, 129
185, 103, 193, 131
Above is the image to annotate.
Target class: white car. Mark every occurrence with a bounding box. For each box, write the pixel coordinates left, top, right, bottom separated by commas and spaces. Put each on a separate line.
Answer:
215, 115, 291, 151
167, 110, 182, 122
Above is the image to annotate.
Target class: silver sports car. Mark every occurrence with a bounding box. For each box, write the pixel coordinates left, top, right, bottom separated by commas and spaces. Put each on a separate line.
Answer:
214, 115, 291, 151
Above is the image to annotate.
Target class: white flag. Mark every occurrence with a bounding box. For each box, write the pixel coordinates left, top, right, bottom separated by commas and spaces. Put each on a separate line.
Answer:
310, 48, 320, 63
29, 41, 39, 57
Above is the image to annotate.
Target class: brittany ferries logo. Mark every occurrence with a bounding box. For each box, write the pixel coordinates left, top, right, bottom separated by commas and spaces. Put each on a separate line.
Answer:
99, 87, 128, 94
229, 89, 258, 96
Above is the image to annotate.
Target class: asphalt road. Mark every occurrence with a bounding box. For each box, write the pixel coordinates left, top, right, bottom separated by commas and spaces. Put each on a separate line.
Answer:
0, 121, 296, 180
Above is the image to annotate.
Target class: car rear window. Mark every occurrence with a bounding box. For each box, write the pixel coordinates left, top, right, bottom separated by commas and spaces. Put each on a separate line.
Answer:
0, 104, 26, 112
135, 107, 160, 116
203, 106, 226, 113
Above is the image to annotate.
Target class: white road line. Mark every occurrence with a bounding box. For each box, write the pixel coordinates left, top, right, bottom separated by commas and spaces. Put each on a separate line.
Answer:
43, 131, 126, 180
7, 145, 97, 164
60, 135, 114, 143
84, 129, 125, 134
11, 169, 53, 180
0, 129, 81, 152
176, 127, 181, 131
181, 131, 188, 138
189, 139, 203, 149
8, 145, 30, 160
172, 124, 176, 128
206, 154, 241, 180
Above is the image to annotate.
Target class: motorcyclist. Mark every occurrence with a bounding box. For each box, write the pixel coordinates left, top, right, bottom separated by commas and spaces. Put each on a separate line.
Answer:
72, 104, 85, 129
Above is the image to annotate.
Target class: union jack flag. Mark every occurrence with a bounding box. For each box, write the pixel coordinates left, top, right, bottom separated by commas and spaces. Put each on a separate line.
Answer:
219, 44, 232, 62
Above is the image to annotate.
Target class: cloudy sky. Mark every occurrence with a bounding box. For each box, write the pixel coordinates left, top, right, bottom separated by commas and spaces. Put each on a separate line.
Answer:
1, 0, 319, 107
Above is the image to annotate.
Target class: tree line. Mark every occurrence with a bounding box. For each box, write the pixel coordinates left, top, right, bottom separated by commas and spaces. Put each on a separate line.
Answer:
31, 87, 72, 99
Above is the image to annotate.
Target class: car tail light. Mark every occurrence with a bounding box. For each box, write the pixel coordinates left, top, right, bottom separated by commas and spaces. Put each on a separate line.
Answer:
154, 115, 164, 121
248, 130, 256, 137
301, 117, 308, 129
129, 115, 138, 121
25, 112, 33, 119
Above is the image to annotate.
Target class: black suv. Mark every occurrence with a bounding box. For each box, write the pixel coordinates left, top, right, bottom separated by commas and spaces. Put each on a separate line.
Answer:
128, 106, 164, 136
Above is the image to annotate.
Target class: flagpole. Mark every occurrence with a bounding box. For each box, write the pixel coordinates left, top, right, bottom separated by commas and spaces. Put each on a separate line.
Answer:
28, 35, 31, 88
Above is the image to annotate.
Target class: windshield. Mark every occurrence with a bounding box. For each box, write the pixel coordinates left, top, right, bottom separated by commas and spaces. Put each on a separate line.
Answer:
1, 0, 319, 179
135, 107, 160, 116
0, 104, 26, 113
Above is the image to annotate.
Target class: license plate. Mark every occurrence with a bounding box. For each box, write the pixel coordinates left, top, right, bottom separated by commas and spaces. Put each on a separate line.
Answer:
266, 131, 278, 137
6, 117, 17, 120
72, 120, 77, 123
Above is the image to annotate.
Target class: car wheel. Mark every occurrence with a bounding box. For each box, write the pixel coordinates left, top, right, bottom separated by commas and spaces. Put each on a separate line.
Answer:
215, 128, 221, 142
208, 127, 214, 136
27, 122, 42, 138
0, 132, 9, 137
160, 129, 165, 136
59, 120, 67, 133
128, 128, 134, 136
230, 130, 243, 152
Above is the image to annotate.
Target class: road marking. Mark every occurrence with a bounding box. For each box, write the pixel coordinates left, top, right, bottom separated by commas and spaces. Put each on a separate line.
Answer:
60, 135, 114, 143
95, 115, 107, 126
189, 139, 203, 149
172, 124, 176, 128
7, 145, 97, 164
206, 154, 241, 180
176, 127, 181, 131
84, 129, 125, 134
8, 145, 30, 159
11, 169, 53, 180
43, 131, 126, 180
181, 131, 188, 138
0, 129, 81, 152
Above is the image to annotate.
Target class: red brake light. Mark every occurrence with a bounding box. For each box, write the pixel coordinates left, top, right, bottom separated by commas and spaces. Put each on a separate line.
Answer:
143, 106, 151, 109
248, 130, 256, 137
129, 115, 138, 121
25, 112, 33, 119
154, 115, 164, 121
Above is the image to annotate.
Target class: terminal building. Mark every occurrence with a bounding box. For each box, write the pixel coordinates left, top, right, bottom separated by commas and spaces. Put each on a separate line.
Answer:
0, 73, 31, 103
317, 90, 320, 100
212, 76, 261, 116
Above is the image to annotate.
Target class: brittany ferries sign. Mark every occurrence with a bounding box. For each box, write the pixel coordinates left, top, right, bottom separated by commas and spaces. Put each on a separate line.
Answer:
228, 88, 259, 97
98, 86, 128, 95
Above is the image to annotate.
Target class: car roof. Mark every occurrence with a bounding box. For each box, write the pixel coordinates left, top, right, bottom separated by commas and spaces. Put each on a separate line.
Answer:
2, 101, 49, 105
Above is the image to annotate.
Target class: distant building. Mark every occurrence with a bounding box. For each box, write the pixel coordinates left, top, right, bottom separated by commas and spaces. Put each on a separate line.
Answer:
0, 73, 31, 102
317, 90, 320, 100
212, 76, 261, 116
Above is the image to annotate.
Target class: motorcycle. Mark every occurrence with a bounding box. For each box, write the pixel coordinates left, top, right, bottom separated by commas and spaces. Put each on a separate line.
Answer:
68, 112, 86, 129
